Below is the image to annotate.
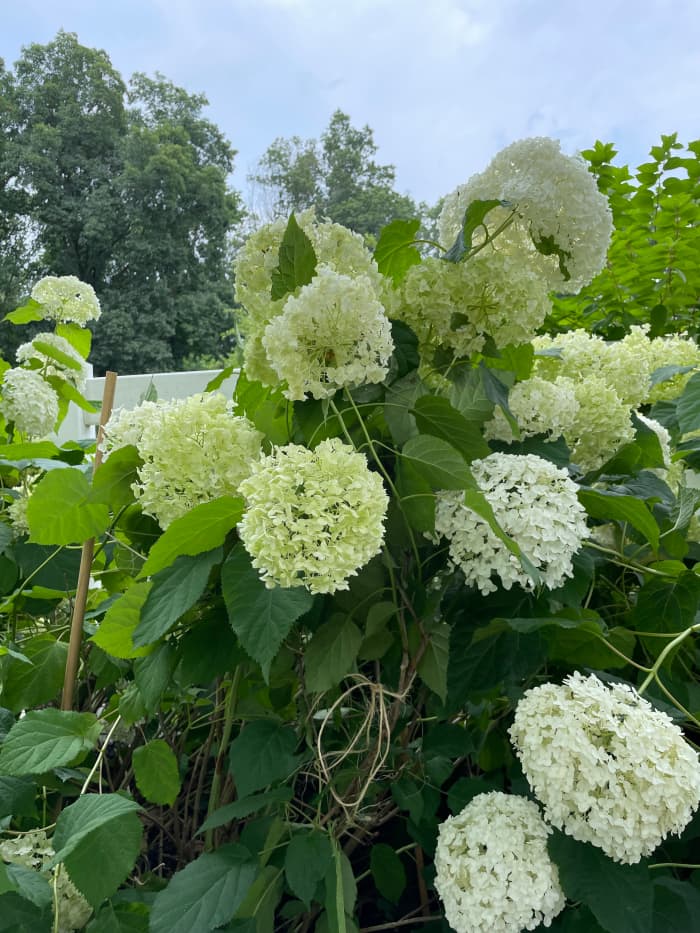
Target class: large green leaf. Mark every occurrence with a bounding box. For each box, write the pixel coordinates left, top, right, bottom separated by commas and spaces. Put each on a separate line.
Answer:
90, 445, 141, 511
0, 710, 101, 776
0, 776, 36, 819
285, 831, 333, 907
304, 615, 363, 693
26, 469, 110, 545
443, 198, 506, 262
132, 740, 180, 806
676, 371, 700, 434
198, 788, 293, 834
222, 546, 313, 680
228, 720, 302, 799
139, 497, 244, 577
52, 794, 143, 909
0, 892, 50, 931
411, 396, 490, 461
449, 367, 496, 423
578, 489, 660, 551
370, 844, 406, 904
548, 831, 653, 933
416, 621, 450, 702
401, 435, 473, 490
56, 322, 91, 358
631, 571, 700, 634
374, 218, 422, 285
32, 338, 83, 371
90, 581, 153, 659
270, 215, 317, 301
0, 634, 68, 712
153, 845, 258, 933
133, 548, 222, 646
86, 902, 149, 933
384, 371, 430, 445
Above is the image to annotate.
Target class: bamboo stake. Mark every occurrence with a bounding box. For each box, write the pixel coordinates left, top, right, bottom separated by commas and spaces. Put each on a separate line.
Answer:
61, 371, 118, 711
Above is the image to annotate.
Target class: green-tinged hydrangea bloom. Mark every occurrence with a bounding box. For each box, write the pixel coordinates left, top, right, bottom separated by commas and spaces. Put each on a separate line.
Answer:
238, 438, 388, 594
645, 332, 700, 403
435, 792, 565, 933
567, 375, 635, 472
16, 332, 90, 391
510, 673, 700, 864
0, 830, 93, 932
439, 137, 612, 292
104, 393, 263, 528
393, 248, 551, 364
262, 267, 394, 399
0, 367, 59, 437
31, 275, 101, 325
534, 327, 652, 409
233, 210, 386, 385
484, 375, 579, 443
434, 452, 589, 595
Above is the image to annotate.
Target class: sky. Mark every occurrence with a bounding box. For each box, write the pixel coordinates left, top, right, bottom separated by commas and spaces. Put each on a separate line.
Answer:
1, 0, 699, 207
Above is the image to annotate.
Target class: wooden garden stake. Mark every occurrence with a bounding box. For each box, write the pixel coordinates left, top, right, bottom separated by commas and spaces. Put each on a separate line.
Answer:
61, 371, 118, 711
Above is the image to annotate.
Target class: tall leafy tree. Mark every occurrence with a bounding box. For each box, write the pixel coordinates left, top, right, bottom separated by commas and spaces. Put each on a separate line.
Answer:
250, 109, 417, 238
1, 32, 244, 373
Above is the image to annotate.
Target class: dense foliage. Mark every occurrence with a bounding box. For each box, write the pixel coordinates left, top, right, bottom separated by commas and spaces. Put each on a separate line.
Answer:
1, 134, 700, 933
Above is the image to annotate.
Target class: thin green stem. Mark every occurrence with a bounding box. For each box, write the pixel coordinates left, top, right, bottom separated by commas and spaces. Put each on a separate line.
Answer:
637, 623, 700, 696
80, 714, 122, 795
205, 667, 242, 850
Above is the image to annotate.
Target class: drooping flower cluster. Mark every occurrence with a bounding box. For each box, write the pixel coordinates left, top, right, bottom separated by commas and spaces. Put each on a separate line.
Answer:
238, 438, 388, 594
16, 332, 90, 391
0, 830, 93, 932
434, 792, 565, 933
31, 275, 101, 325
434, 453, 589, 595
392, 247, 552, 364
104, 393, 263, 528
0, 367, 59, 437
234, 210, 388, 387
439, 137, 612, 293
509, 672, 700, 864
262, 268, 394, 399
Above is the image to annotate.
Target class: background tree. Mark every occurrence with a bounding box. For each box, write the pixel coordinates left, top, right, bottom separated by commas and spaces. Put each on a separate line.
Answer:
0, 32, 244, 373
548, 134, 700, 338
250, 109, 418, 238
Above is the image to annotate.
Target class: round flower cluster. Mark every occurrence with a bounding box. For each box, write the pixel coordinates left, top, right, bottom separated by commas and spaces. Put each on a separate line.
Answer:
434, 453, 589, 595
509, 672, 700, 864
31, 275, 101, 325
104, 393, 263, 528
566, 375, 636, 472
238, 438, 388, 594
484, 375, 579, 444
234, 210, 386, 386
434, 792, 565, 933
392, 248, 551, 364
533, 328, 652, 408
16, 332, 90, 391
0, 367, 59, 437
262, 267, 394, 399
439, 137, 612, 293
0, 830, 93, 932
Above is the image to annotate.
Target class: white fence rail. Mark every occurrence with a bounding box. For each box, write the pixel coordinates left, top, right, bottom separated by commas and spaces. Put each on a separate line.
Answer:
55, 369, 240, 445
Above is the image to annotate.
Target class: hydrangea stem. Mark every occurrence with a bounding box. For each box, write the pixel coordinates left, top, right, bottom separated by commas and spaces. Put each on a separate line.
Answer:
637, 623, 700, 696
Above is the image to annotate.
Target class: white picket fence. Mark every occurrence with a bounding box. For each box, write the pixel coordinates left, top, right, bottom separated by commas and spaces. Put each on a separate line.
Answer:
55, 369, 240, 444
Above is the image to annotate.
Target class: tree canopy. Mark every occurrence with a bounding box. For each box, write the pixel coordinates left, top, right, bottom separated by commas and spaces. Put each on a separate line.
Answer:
0, 31, 244, 373
250, 109, 418, 238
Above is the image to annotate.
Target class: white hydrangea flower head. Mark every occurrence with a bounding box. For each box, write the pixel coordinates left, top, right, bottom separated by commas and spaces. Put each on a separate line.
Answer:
31, 275, 101, 325
510, 672, 700, 864
440, 138, 612, 293
238, 438, 388, 594
393, 247, 551, 364
0, 830, 93, 932
533, 328, 651, 409
434, 792, 565, 933
567, 375, 635, 472
234, 210, 385, 385
434, 453, 589, 595
16, 332, 90, 391
104, 394, 263, 528
0, 367, 59, 437
645, 332, 700, 403
262, 267, 394, 399
484, 375, 579, 443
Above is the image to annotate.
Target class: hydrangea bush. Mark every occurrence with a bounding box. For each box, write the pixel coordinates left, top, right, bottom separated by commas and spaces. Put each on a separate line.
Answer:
1, 140, 700, 933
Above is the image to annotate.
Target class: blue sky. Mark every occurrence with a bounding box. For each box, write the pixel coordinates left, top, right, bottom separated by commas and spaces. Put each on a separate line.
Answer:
2, 0, 699, 206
